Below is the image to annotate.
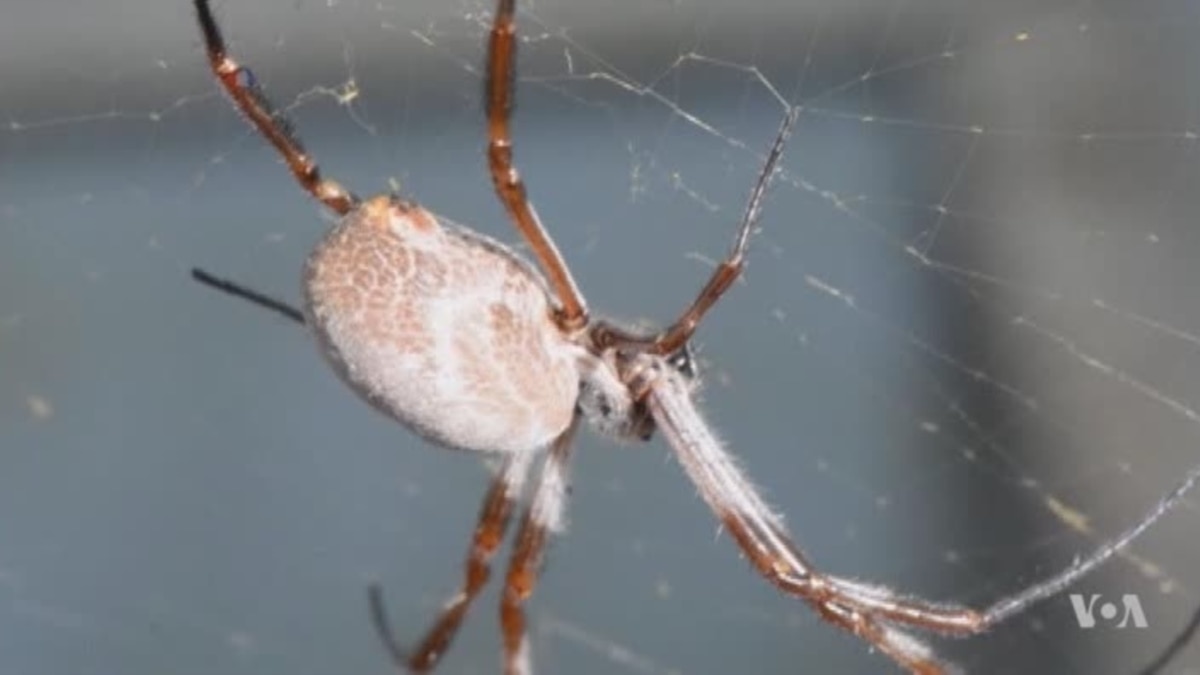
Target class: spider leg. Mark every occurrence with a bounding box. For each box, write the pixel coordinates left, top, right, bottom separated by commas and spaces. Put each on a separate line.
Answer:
499, 420, 578, 675
635, 352, 1200, 673
596, 108, 798, 355
368, 451, 536, 672
193, 0, 358, 215
486, 0, 589, 331
191, 268, 306, 325
634, 357, 958, 673
817, 444, 1200, 633
977, 456, 1200, 627
638, 353, 1200, 667
1139, 600, 1200, 674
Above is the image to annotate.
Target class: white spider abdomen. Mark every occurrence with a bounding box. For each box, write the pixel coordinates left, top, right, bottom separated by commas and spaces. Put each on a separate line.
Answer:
303, 195, 581, 454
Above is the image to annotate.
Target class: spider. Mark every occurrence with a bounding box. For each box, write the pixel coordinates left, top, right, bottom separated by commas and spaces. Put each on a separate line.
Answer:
190, 1, 1200, 673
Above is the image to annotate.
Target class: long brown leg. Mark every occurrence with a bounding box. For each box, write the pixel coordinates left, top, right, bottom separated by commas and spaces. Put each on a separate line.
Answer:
636, 355, 973, 674
369, 452, 535, 672
591, 108, 798, 355
648, 108, 798, 355
635, 351, 1200, 673
499, 422, 578, 675
193, 0, 358, 215
486, 0, 589, 331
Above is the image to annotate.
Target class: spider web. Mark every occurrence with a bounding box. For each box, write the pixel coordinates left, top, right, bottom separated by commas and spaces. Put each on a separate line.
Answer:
1, 1, 1198, 674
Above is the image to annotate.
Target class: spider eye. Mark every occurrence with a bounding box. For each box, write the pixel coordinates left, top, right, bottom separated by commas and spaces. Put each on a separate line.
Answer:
666, 342, 697, 380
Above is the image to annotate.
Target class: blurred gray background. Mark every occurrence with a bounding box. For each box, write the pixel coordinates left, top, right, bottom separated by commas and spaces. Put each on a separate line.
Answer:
2, 1, 1200, 674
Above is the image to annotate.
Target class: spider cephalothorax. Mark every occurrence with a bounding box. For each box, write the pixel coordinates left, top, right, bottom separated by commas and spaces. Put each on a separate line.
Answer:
576, 341, 698, 443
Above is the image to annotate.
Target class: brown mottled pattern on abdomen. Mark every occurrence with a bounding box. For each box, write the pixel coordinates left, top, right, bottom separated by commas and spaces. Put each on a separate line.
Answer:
303, 196, 580, 454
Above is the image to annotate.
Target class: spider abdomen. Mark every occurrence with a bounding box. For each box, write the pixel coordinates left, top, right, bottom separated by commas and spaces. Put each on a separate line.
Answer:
303, 195, 581, 454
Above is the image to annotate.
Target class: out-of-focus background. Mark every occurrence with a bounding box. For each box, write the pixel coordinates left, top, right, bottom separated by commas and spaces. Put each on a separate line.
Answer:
2, 1, 1199, 674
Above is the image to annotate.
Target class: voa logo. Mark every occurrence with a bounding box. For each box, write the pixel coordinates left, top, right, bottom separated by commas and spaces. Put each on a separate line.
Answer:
1068, 594, 1148, 629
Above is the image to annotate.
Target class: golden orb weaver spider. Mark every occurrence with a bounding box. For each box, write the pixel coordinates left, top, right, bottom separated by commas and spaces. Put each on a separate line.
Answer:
191, 1, 1200, 672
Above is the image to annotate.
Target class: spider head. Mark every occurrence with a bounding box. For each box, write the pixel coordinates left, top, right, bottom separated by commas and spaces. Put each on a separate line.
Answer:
576, 349, 653, 442
576, 340, 698, 444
